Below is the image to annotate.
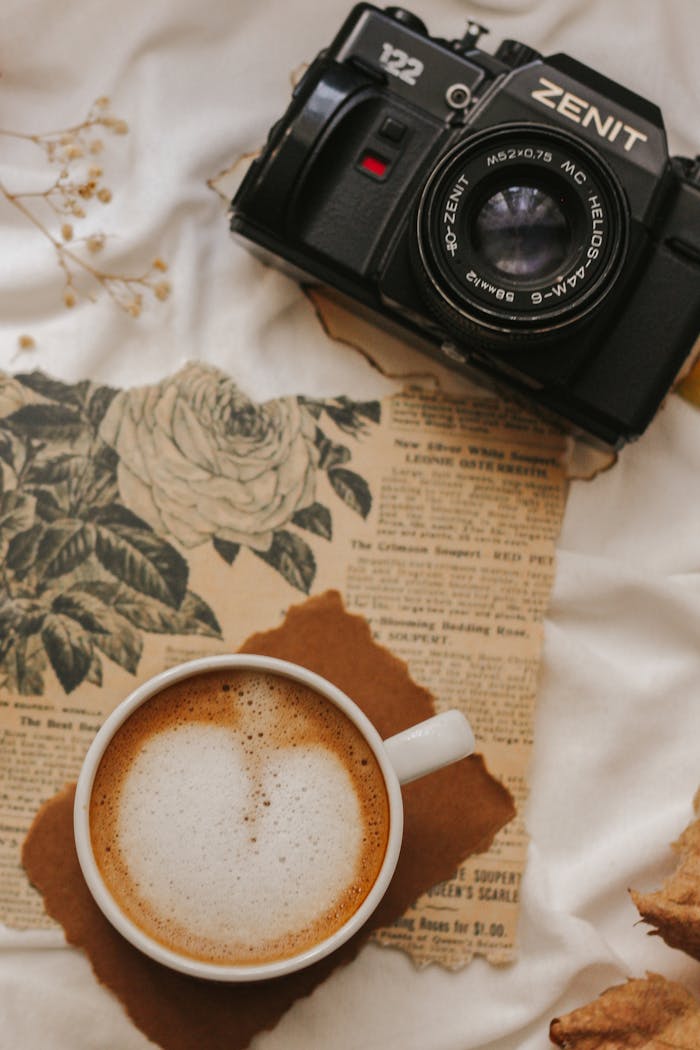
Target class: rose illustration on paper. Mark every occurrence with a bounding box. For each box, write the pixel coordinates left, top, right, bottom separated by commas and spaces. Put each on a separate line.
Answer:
99, 363, 318, 551
99, 362, 378, 595
0, 366, 378, 694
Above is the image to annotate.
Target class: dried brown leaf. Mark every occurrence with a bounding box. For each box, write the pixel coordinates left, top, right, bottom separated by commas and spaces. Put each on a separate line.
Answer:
549, 973, 700, 1049
631, 795, 700, 962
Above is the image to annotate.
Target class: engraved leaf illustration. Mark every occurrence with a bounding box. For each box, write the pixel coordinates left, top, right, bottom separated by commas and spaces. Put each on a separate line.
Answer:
16, 371, 90, 409
0, 431, 14, 467
94, 522, 188, 609
0, 492, 36, 541
177, 592, 222, 637
4, 637, 48, 696
3, 403, 84, 441
292, 501, 332, 540
78, 580, 221, 639
315, 430, 351, 471
53, 589, 143, 675
0, 595, 23, 636
328, 467, 372, 518
86, 385, 118, 428
6, 524, 45, 577
25, 454, 83, 486
16, 651, 47, 696
86, 651, 104, 687
37, 522, 95, 579
298, 397, 323, 419
212, 537, 241, 565
254, 530, 316, 594
40, 613, 94, 693
51, 593, 109, 634
353, 399, 381, 424
93, 620, 143, 675
0, 598, 45, 638
34, 490, 65, 522
324, 397, 381, 433
91, 501, 158, 531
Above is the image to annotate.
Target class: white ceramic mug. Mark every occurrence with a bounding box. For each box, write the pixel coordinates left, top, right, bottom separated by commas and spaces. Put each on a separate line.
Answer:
74, 654, 474, 982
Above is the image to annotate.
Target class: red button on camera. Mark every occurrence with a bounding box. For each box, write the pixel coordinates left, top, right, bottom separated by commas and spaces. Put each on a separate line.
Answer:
360, 152, 388, 178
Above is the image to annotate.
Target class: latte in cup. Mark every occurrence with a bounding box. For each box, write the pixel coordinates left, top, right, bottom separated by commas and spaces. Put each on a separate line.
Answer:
88, 669, 391, 966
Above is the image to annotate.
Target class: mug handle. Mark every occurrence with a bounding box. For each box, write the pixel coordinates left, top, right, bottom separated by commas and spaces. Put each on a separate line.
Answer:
383, 710, 475, 785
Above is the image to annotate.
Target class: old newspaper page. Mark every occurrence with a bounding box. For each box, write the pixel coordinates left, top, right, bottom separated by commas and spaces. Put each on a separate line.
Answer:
0, 363, 567, 967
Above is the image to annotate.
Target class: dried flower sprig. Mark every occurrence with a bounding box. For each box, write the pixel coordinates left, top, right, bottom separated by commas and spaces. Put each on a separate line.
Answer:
0, 98, 171, 316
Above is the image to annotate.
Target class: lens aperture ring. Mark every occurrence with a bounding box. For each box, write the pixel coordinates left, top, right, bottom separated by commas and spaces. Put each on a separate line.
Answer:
413, 123, 629, 346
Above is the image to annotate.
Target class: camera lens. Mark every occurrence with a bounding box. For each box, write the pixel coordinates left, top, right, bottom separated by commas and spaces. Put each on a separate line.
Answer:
472, 184, 570, 281
413, 124, 628, 346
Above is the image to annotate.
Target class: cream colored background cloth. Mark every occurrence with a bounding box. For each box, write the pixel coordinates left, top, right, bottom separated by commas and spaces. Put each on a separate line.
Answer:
1, 1, 699, 1047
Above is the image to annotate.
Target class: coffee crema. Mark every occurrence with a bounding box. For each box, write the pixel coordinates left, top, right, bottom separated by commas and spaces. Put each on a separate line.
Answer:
89, 669, 390, 966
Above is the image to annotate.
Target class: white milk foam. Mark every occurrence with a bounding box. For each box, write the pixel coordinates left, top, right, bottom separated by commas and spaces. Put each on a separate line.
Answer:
89, 670, 390, 964
117, 724, 363, 945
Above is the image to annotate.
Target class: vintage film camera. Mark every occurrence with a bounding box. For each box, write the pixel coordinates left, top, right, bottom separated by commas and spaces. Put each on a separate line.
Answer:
230, 3, 700, 448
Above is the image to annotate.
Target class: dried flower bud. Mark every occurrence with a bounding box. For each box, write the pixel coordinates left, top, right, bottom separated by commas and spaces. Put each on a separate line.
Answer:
64, 145, 83, 160
86, 235, 105, 253
88, 166, 103, 179
89, 139, 104, 155
112, 119, 129, 135
18, 334, 36, 350
71, 204, 86, 218
64, 289, 77, 308
61, 223, 74, 241
153, 281, 171, 301
97, 187, 112, 204
95, 96, 110, 109
152, 258, 168, 272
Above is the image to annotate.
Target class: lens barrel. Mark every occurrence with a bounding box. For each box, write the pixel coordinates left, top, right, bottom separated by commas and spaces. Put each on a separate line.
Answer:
413, 123, 628, 347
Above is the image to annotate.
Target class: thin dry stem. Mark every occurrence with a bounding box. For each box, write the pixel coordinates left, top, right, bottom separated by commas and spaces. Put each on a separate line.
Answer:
0, 99, 171, 315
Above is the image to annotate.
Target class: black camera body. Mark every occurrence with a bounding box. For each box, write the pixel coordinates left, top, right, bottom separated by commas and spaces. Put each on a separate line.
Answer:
231, 3, 700, 447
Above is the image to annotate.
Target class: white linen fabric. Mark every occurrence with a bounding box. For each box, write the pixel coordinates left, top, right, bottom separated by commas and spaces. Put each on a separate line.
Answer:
1, 1, 699, 1047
